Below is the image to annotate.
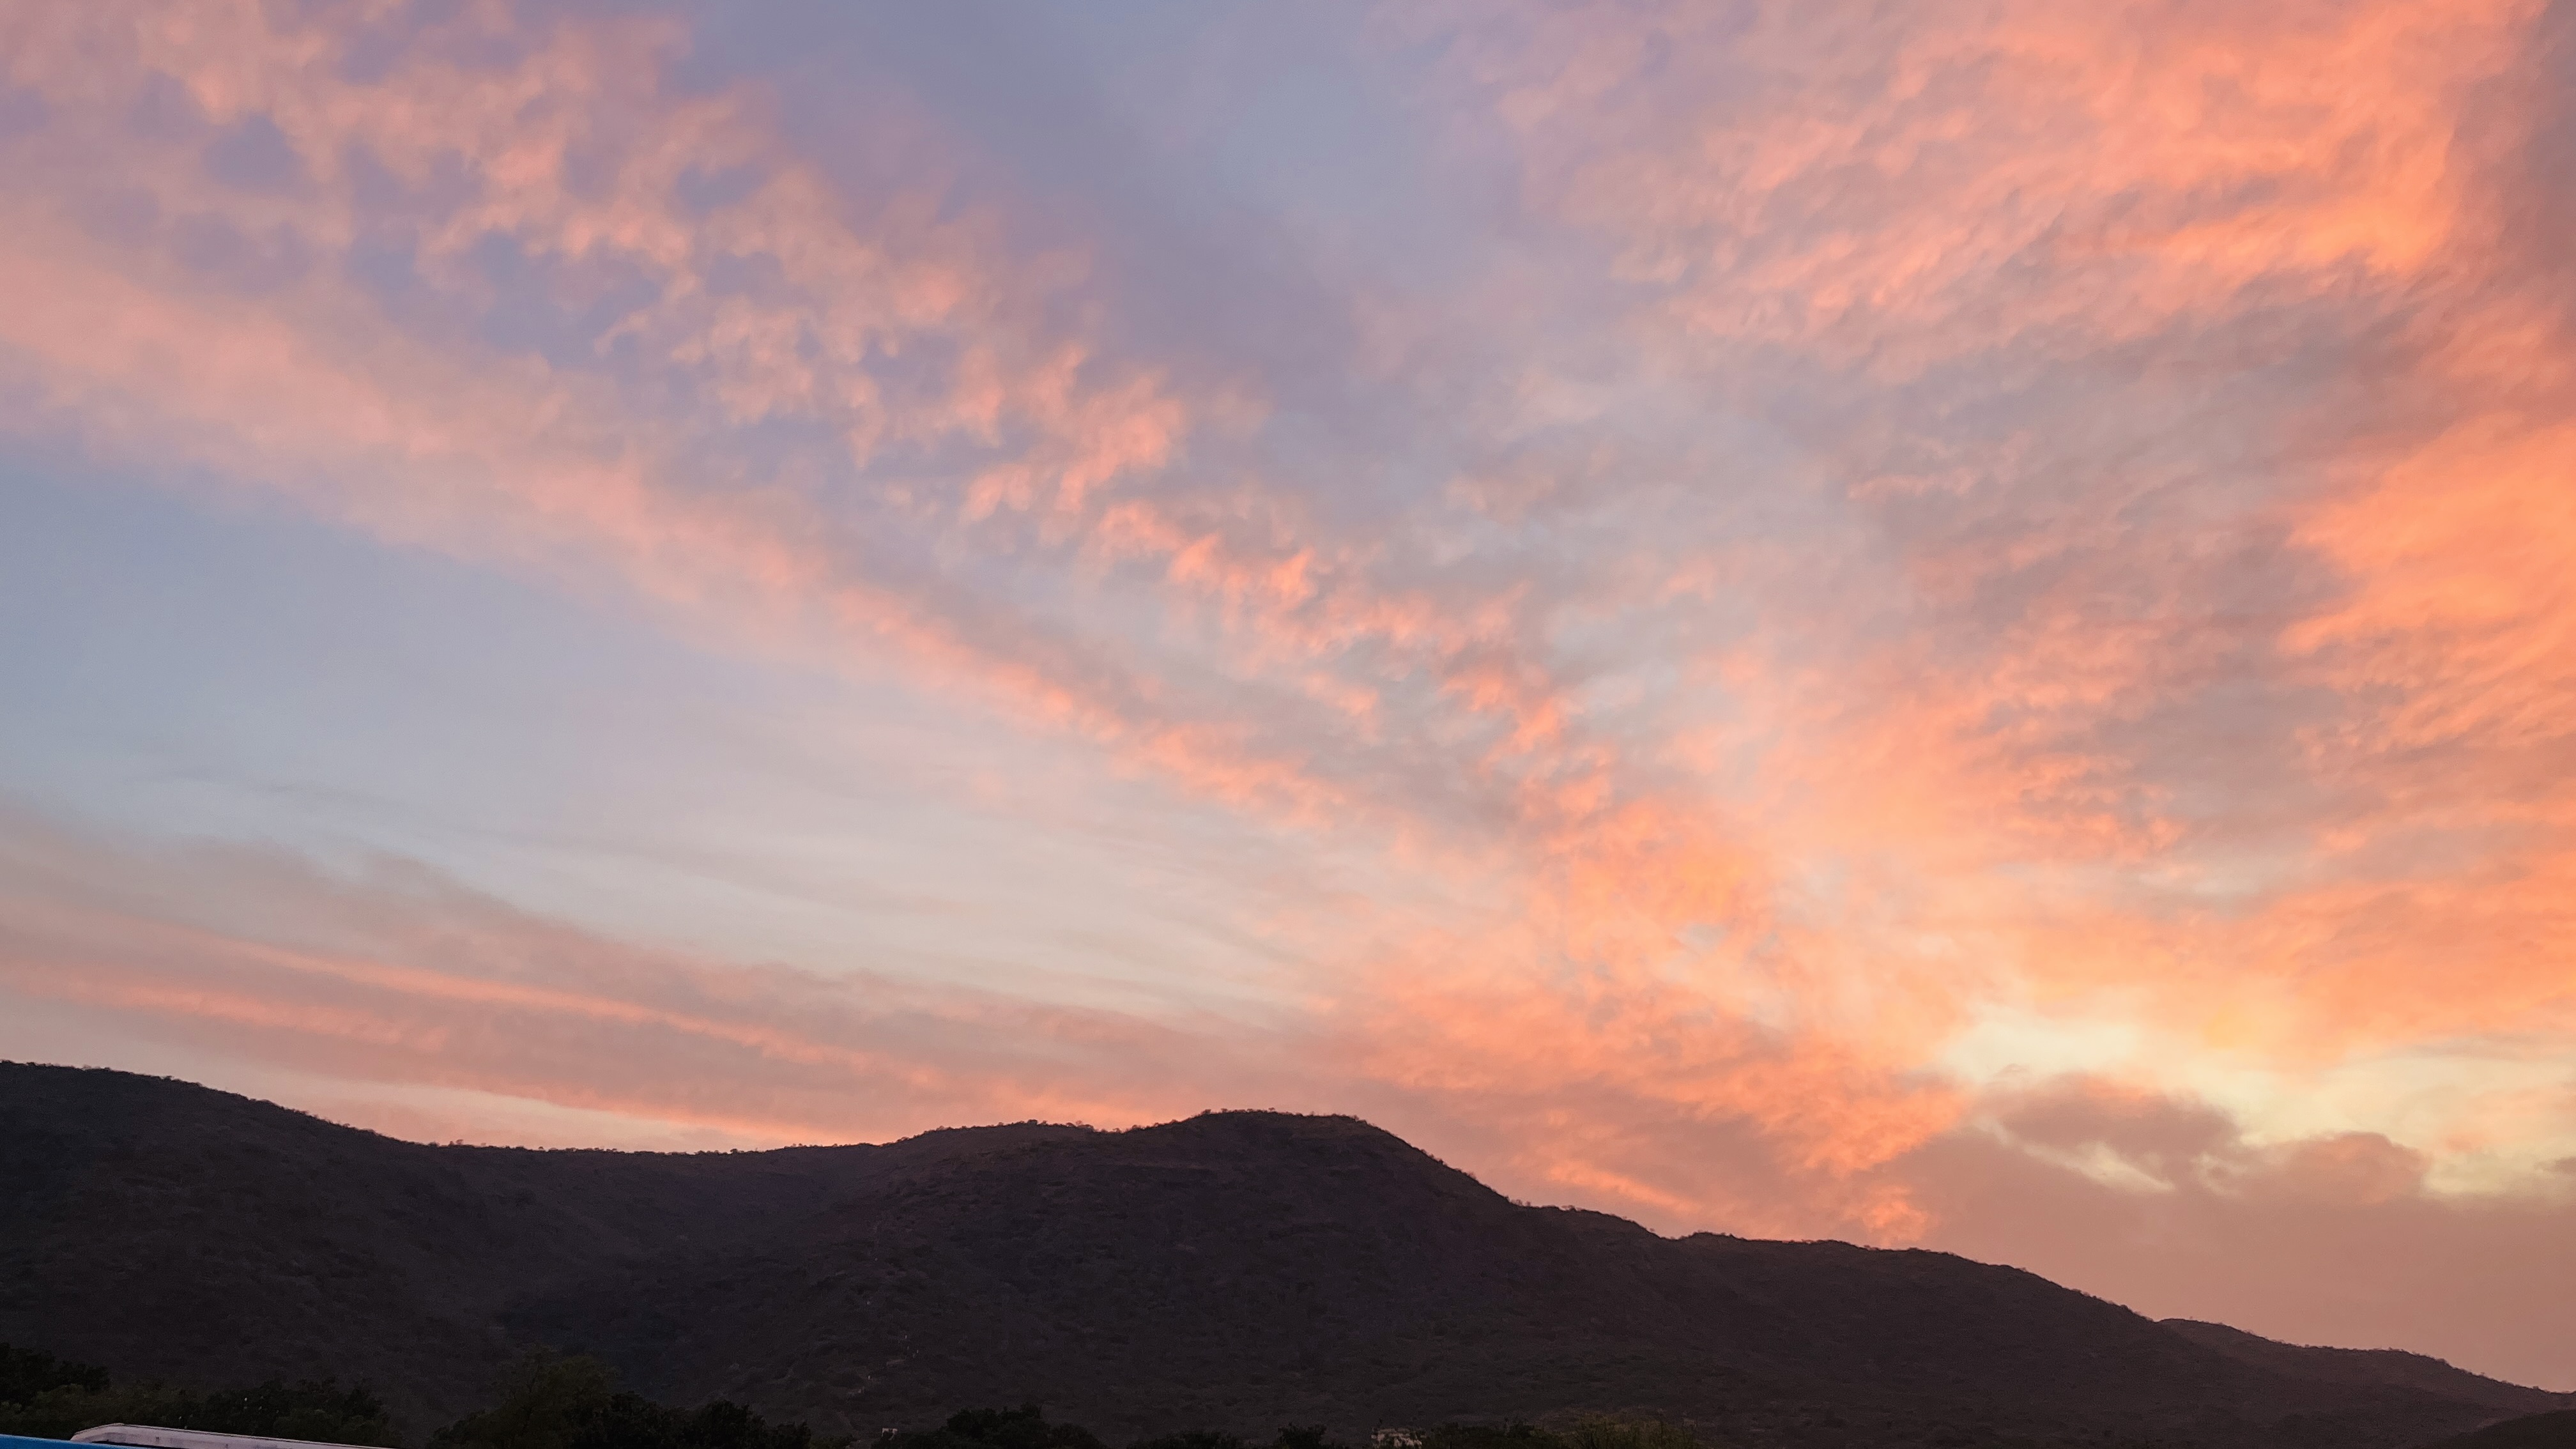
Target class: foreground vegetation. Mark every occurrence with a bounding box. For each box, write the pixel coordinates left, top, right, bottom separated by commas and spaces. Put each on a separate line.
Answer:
886, 1402, 1699, 1449
0, 1343, 397, 1445
22, 1340, 2564, 1449
0, 1344, 1705, 1449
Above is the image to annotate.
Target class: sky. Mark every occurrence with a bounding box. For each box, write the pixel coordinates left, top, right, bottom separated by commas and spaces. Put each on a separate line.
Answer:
1, 0, 2572, 1392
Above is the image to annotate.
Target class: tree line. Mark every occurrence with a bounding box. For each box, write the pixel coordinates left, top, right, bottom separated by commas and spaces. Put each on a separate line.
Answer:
0, 1343, 395, 1445
0, 1345, 1700, 1449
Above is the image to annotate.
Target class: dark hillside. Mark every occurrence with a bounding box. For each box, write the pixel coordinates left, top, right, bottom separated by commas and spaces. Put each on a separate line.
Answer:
0, 1064, 1074, 1429
2, 1064, 2564, 1448
2163, 1321, 2560, 1418
2414, 1410, 2576, 1449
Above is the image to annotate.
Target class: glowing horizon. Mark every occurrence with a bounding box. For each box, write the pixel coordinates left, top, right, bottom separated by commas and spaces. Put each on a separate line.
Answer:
1, 0, 2570, 1390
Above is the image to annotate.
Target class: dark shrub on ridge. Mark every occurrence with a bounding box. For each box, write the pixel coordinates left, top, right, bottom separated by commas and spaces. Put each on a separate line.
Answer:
432, 1353, 818, 1449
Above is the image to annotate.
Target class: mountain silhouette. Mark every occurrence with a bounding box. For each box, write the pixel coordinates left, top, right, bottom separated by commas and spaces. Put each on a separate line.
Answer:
2, 1063, 2563, 1448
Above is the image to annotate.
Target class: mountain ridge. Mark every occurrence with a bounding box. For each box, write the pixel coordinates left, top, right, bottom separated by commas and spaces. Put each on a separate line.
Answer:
3, 1062, 2563, 1449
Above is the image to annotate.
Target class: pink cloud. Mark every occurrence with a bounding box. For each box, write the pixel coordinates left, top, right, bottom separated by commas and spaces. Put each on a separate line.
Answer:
1906, 1075, 2576, 1390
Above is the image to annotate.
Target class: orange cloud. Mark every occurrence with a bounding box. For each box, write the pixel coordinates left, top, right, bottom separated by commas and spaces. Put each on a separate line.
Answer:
0, 811, 1272, 1141
1370, 0, 2576, 1208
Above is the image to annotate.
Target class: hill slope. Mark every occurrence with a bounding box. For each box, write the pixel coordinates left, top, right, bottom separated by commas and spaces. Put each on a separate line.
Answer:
2162, 1321, 2559, 1418
2416, 1411, 2576, 1449
1, 1064, 2563, 1448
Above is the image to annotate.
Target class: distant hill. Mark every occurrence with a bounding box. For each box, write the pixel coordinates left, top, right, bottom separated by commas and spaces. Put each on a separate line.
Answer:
1, 1063, 2564, 1448
2161, 1320, 2558, 1419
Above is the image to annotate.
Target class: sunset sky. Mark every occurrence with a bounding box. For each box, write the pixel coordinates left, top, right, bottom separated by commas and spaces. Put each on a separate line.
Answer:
2, 0, 2572, 1390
